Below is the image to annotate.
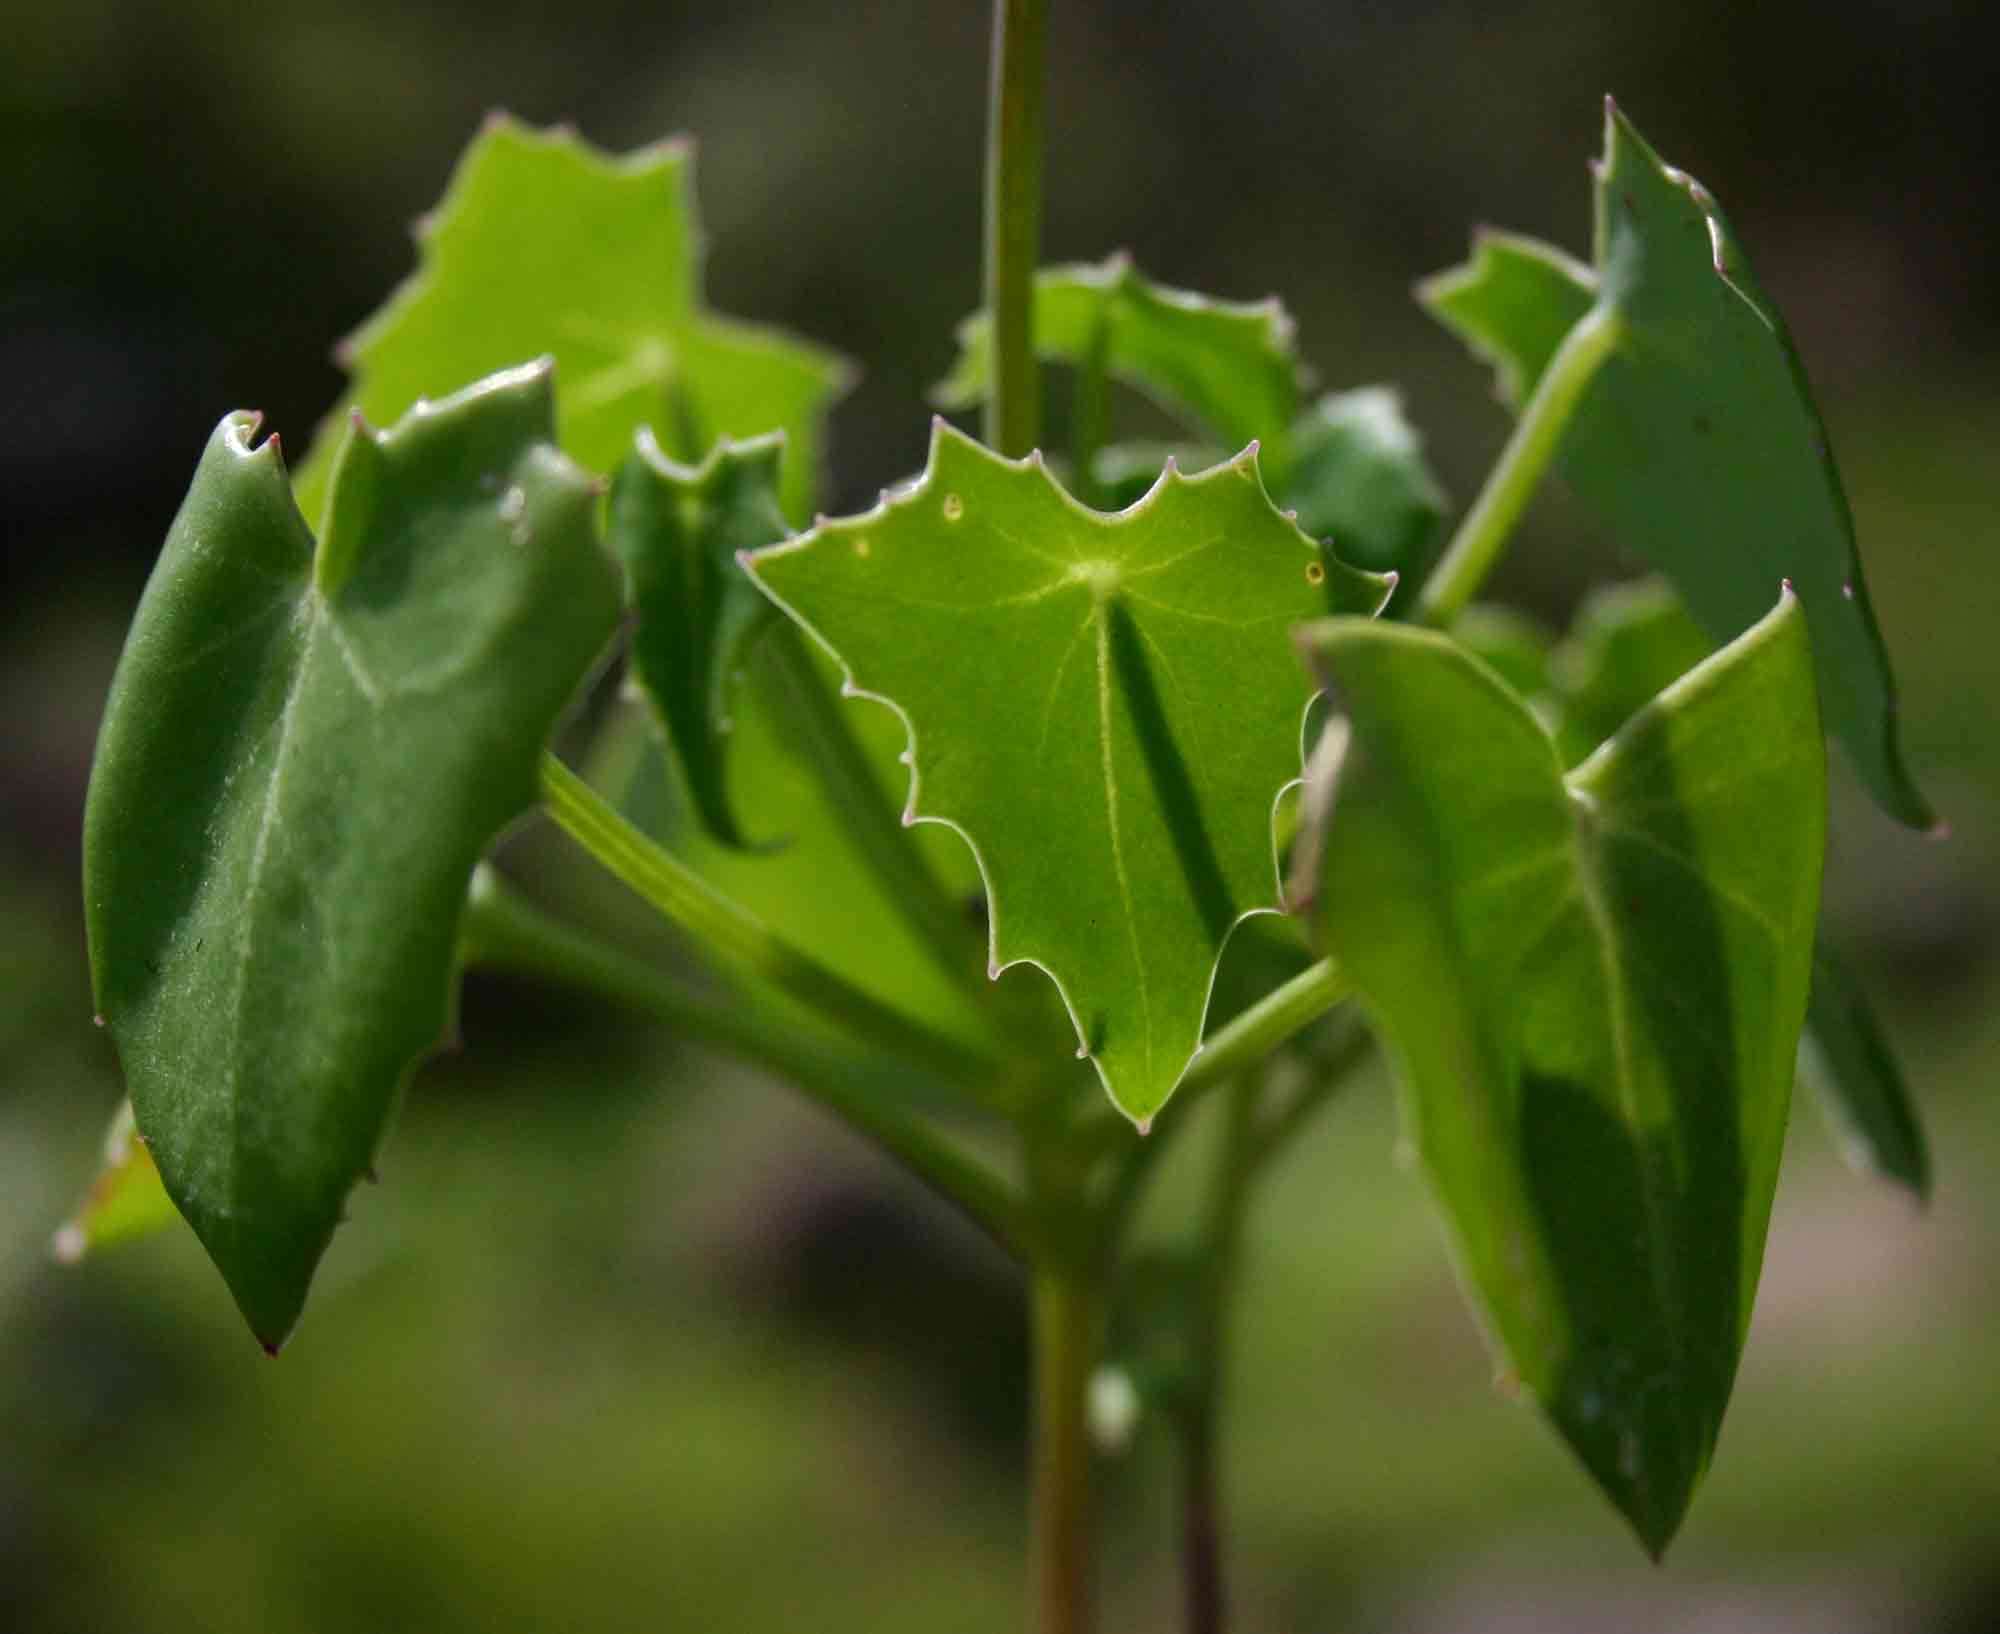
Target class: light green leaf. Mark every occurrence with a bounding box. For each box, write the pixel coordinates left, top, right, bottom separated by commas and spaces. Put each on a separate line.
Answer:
52, 1100, 179, 1264
1548, 578, 1929, 1195
292, 116, 851, 527
1279, 388, 1449, 596
1293, 592, 1824, 1554
609, 430, 787, 848
745, 424, 1392, 1122
1090, 442, 1225, 511
1419, 101, 1931, 829
84, 363, 622, 1348
934, 255, 1304, 457
1451, 603, 1557, 705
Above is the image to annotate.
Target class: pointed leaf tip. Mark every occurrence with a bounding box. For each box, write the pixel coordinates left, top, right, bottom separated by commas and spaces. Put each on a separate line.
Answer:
85, 367, 623, 1344
1295, 595, 1824, 1551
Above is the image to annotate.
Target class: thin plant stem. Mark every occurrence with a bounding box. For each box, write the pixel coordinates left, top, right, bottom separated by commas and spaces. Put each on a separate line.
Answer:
538, 751, 1004, 1094
1415, 304, 1625, 625
1176, 957, 1351, 1106
1031, 1265, 1100, 1634
758, 622, 992, 1008
1069, 304, 1112, 508
458, 866, 1029, 1256
984, 0, 1048, 457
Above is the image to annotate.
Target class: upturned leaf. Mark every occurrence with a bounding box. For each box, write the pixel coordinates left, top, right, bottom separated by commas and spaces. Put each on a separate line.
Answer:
1419, 101, 1931, 829
1292, 592, 1824, 1554
52, 1100, 178, 1264
84, 363, 622, 1348
292, 116, 851, 526
935, 255, 1304, 458
744, 424, 1391, 1122
1548, 579, 1929, 1195
609, 431, 787, 848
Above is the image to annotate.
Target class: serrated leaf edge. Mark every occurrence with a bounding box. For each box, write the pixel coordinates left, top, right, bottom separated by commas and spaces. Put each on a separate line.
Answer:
741, 419, 1392, 1125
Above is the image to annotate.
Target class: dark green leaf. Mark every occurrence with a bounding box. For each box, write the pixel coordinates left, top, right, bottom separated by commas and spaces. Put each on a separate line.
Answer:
746, 425, 1391, 1122
609, 431, 788, 848
292, 116, 851, 526
1450, 603, 1558, 705
1419, 101, 1931, 828
1548, 579, 1713, 767
1278, 388, 1449, 600
84, 363, 622, 1347
1800, 946, 1930, 1197
1293, 592, 1824, 1554
935, 255, 1304, 457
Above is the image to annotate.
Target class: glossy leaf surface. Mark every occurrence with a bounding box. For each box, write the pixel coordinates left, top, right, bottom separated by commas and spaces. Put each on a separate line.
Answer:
1420, 102, 1930, 828
294, 117, 850, 525
935, 255, 1303, 457
1548, 579, 1929, 1194
609, 431, 787, 848
85, 364, 621, 1347
52, 1100, 178, 1264
746, 424, 1391, 1121
1294, 594, 1824, 1553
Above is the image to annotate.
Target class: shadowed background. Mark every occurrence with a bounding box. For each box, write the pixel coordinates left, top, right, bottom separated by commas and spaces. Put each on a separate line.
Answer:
4, 2, 1997, 1629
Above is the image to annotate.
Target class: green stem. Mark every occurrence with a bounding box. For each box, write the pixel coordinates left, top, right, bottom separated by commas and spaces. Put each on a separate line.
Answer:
1031, 1265, 1099, 1634
760, 622, 990, 1006
984, 0, 1048, 457
1069, 304, 1112, 508
538, 752, 1002, 1094
1415, 304, 1625, 626
1176, 957, 1350, 1107
460, 866, 1028, 1257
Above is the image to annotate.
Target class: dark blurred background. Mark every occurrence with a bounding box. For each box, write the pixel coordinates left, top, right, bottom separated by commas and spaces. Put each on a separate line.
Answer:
5, 3, 1997, 1629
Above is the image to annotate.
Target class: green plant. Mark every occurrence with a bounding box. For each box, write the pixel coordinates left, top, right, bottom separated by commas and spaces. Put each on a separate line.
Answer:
62, 4, 1939, 1628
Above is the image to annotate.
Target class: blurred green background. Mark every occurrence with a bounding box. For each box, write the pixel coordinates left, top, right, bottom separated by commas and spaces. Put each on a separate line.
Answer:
5, 2, 1997, 1629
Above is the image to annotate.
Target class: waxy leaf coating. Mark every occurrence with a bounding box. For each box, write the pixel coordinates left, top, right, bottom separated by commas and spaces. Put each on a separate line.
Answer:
294, 116, 851, 526
1420, 101, 1931, 828
935, 255, 1304, 459
609, 431, 788, 848
84, 363, 622, 1347
1293, 593, 1824, 1554
745, 423, 1392, 1122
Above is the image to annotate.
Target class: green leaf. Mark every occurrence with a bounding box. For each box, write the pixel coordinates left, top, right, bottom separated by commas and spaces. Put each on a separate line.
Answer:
1278, 388, 1449, 598
1800, 947, 1930, 1197
292, 116, 851, 527
1546, 578, 1929, 1195
1548, 579, 1713, 767
1419, 101, 1931, 829
1090, 442, 1226, 511
84, 363, 622, 1348
609, 430, 788, 848
745, 424, 1392, 1122
1451, 603, 1557, 705
1293, 592, 1825, 1554
934, 255, 1304, 458
52, 1100, 179, 1264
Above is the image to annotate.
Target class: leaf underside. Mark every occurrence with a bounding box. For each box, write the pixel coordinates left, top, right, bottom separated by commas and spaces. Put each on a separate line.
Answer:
1294, 593, 1824, 1553
292, 116, 850, 527
1419, 100, 1931, 829
746, 423, 1392, 1122
84, 363, 621, 1347
1549, 579, 1928, 1195
934, 255, 1305, 460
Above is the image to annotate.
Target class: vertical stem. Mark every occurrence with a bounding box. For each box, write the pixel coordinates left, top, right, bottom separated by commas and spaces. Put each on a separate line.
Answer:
984, 0, 1048, 457
1069, 304, 1112, 508
1031, 1265, 1098, 1634
1415, 303, 1624, 626
1179, 1408, 1224, 1634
